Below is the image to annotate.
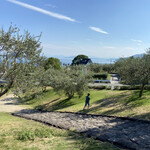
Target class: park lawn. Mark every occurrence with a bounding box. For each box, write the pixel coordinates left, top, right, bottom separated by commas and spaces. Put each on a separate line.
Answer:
19, 87, 62, 108
0, 112, 119, 150
21, 88, 150, 121
21, 88, 124, 112
107, 74, 112, 80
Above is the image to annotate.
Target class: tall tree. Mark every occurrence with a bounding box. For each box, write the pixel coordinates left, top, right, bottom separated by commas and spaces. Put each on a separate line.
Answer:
44, 57, 61, 70
115, 52, 150, 97
0, 24, 43, 97
49, 68, 89, 99
71, 54, 88, 65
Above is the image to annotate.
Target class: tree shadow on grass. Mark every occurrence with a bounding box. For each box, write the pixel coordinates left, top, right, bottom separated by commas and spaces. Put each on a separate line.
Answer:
17, 89, 57, 105
123, 90, 150, 107
94, 95, 126, 107
79, 104, 131, 117
36, 97, 75, 111
65, 133, 119, 150
124, 90, 140, 105
17, 91, 45, 105
133, 112, 150, 121
78, 92, 130, 114
78, 90, 146, 117
79, 90, 150, 117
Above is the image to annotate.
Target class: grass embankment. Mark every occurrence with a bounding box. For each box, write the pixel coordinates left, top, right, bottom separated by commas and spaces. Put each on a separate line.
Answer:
21, 88, 150, 120
0, 112, 119, 150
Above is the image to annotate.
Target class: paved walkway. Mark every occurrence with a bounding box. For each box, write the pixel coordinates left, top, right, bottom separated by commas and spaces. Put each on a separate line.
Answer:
14, 111, 150, 150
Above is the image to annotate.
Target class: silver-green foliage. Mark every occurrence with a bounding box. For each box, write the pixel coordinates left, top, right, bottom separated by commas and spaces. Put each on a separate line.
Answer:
115, 51, 150, 97
0, 24, 43, 97
88, 63, 103, 73
49, 67, 89, 99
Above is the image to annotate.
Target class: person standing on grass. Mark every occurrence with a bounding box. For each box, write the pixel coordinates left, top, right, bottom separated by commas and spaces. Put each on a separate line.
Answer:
83, 93, 90, 110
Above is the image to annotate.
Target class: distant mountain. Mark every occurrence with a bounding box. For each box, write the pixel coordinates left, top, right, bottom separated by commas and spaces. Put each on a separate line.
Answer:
123, 53, 144, 60
132, 53, 144, 58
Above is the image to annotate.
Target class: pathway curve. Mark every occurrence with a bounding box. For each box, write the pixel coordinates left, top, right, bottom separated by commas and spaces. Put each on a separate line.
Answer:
0, 94, 26, 113
14, 111, 150, 150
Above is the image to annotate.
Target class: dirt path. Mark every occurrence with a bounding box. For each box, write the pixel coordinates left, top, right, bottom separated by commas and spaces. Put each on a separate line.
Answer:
0, 94, 26, 113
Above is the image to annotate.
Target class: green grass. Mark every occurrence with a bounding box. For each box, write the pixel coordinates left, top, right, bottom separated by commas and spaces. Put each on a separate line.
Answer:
20, 88, 150, 121
21, 88, 123, 112
18, 88, 62, 108
0, 112, 119, 150
3, 88, 150, 149
107, 74, 112, 80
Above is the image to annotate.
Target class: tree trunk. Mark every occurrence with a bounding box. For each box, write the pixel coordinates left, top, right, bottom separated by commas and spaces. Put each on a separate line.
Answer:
0, 80, 14, 97
42, 86, 46, 92
139, 83, 145, 97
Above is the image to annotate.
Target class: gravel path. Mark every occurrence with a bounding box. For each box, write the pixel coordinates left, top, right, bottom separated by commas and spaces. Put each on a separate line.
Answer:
14, 110, 150, 150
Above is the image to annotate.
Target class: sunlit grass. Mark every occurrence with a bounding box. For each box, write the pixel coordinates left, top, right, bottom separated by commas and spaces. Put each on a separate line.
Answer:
20, 88, 150, 120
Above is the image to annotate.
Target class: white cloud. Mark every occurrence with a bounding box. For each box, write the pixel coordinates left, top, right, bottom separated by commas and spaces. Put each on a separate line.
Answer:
44, 4, 56, 8
131, 39, 143, 43
7, 0, 76, 22
89, 26, 108, 34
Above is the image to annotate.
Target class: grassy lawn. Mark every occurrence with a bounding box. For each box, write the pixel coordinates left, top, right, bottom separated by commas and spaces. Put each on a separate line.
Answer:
107, 74, 112, 80
20, 88, 150, 120
0, 112, 119, 150
2, 88, 150, 149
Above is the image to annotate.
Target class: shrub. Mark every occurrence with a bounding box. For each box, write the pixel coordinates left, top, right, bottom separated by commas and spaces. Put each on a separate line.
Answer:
119, 85, 141, 90
144, 85, 150, 90
34, 128, 52, 138
129, 85, 141, 90
17, 129, 35, 141
92, 74, 108, 80
88, 85, 106, 90
106, 86, 111, 90
114, 86, 120, 90
119, 86, 130, 90
17, 128, 53, 141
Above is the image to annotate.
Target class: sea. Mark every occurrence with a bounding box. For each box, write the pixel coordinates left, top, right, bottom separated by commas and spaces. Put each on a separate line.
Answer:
54, 56, 118, 65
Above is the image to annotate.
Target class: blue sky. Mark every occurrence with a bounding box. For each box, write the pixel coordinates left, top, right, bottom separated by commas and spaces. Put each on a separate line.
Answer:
1, 0, 150, 58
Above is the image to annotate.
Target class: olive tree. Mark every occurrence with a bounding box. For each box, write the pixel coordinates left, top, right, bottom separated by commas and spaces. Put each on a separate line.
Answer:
44, 57, 61, 70
102, 64, 115, 73
0, 24, 43, 97
49, 68, 89, 99
88, 63, 103, 73
115, 52, 150, 97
